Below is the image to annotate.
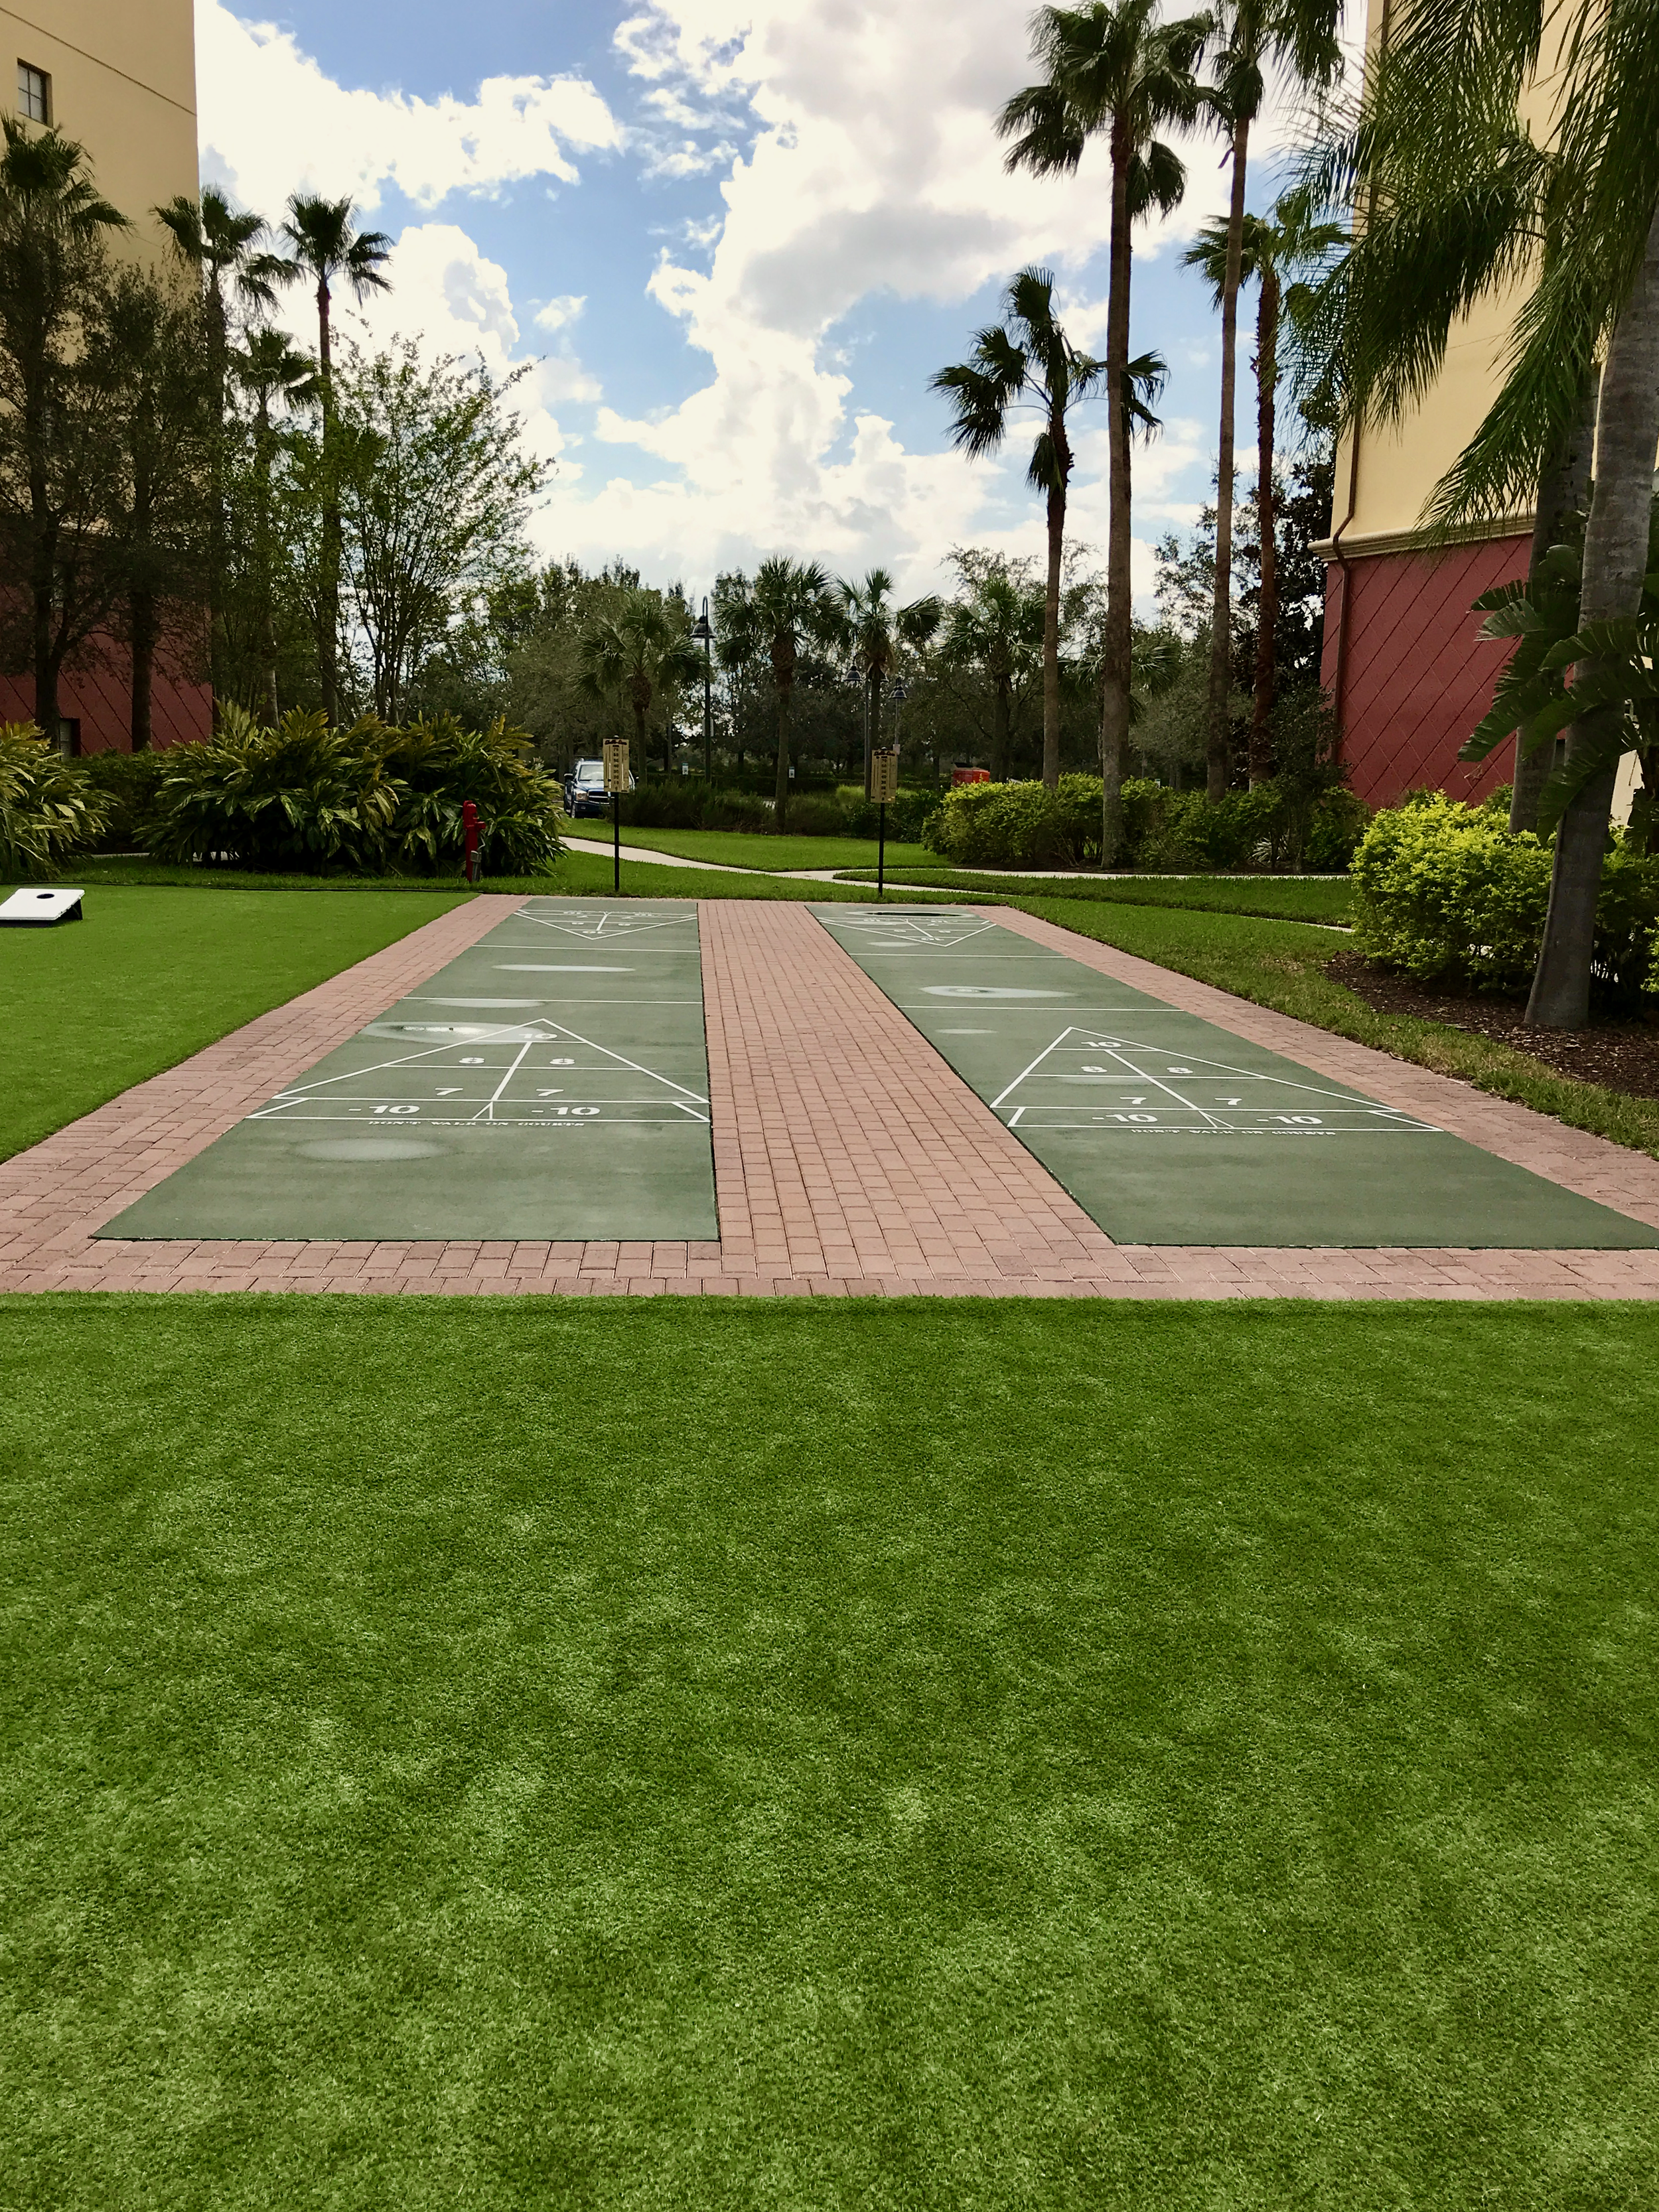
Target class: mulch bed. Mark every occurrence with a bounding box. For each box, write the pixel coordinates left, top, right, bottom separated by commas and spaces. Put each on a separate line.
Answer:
1327, 951, 1659, 1102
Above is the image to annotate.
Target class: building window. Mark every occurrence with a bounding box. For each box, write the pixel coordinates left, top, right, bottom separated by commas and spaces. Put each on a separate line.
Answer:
17, 63, 50, 125
56, 717, 80, 758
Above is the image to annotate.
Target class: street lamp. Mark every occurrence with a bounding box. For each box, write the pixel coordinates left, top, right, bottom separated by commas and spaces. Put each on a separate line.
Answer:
691, 598, 713, 782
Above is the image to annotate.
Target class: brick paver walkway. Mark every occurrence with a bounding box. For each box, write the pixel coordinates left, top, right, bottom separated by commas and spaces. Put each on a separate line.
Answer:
3, 894, 1658, 1299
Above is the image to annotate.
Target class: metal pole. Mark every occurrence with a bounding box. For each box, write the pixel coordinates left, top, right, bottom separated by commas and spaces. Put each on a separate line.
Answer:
878, 800, 886, 901
703, 636, 712, 781
613, 790, 620, 896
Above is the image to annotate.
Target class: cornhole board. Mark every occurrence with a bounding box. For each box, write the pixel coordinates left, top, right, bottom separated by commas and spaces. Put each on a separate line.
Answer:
1, 886, 82, 925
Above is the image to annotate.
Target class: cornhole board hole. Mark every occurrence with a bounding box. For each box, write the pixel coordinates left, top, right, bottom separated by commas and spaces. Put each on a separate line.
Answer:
0, 887, 82, 926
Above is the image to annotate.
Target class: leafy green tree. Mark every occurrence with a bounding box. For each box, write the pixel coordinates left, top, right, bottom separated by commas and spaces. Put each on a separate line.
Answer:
712, 569, 764, 776
227, 328, 317, 721
999, 0, 1207, 851
835, 568, 944, 794
1184, 191, 1342, 780
752, 556, 834, 827
0, 119, 127, 740
273, 194, 392, 723
933, 268, 1107, 792
333, 342, 548, 723
1197, 0, 1342, 802
937, 555, 1046, 780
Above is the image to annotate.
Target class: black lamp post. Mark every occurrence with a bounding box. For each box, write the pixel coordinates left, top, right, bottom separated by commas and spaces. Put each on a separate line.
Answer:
691, 598, 713, 782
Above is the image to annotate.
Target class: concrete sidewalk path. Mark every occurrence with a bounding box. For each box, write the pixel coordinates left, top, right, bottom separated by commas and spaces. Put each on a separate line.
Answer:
3, 894, 1658, 1298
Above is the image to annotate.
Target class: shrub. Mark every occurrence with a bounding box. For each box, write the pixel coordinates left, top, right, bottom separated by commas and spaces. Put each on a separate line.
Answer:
1351, 792, 1659, 997
1303, 788, 1371, 873
79, 748, 168, 851
147, 709, 562, 876
0, 723, 111, 874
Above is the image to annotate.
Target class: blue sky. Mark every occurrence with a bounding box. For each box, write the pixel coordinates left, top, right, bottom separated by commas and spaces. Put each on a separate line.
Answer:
194, 0, 1354, 608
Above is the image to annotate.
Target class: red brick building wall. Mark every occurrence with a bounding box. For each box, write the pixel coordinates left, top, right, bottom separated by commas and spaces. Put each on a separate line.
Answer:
1321, 533, 1530, 807
0, 653, 212, 754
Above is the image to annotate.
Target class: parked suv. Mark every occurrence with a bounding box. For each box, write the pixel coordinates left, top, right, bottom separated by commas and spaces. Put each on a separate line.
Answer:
565, 758, 632, 818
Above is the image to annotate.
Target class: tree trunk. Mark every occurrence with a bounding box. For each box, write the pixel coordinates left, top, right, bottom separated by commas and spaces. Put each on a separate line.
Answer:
1042, 466, 1066, 792
861, 670, 873, 796
1249, 268, 1279, 786
316, 279, 340, 725
991, 673, 1010, 781
1099, 123, 1135, 866
1509, 364, 1600, 834
1206, 112, 1251, 803
774, 685, 792, 827
129, 587, 157, 750
1526, 202, 1659, 1029
32, 573, 56, 741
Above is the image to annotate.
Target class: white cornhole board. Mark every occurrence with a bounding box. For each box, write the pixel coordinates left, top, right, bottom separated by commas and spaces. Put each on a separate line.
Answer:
0, 886, 83, 925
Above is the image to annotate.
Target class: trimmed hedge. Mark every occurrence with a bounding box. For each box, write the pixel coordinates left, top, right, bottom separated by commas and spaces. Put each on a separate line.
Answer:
145, 710, 563, 876
1350, 791, 1659, 999
920, 775, 1370, 873
0, 723, 111, 875
614, 780, 940, 841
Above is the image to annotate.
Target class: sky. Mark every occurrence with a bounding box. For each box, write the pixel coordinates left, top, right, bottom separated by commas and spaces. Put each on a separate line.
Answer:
193, 0, 1361, 614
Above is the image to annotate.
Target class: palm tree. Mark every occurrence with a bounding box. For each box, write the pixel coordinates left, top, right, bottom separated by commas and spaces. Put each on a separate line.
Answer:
576, 592, 700, 781
712, 570, 761, 776
938, 563, 1046, 780
273, 194, 392, 723
1300, 0, 1659, 1023
1184, 191, 1342, 782
231, 329, 317, 723
933, 269, 1107, 792
1198, 0, 1343, 803
999, 0, 1207, 852
0, 119, 127, 740
751, 556, 833, 829
836, 569, 945, 794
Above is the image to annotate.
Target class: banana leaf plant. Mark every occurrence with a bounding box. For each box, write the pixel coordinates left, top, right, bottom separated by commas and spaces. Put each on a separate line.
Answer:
1459, 498, 1659, 846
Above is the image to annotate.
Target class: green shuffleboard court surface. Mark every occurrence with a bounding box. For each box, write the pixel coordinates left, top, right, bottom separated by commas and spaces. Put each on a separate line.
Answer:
100, 901, 717, 1241
814, 906, 1659, 1249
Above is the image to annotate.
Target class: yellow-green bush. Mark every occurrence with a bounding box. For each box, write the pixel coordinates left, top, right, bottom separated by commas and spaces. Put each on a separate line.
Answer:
0, 724, 110, 876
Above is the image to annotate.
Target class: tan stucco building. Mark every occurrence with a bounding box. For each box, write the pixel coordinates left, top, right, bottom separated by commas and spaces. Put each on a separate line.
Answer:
1, 0, 210, 751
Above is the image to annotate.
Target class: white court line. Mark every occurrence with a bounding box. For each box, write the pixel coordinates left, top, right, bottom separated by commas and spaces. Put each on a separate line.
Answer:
474, 1037, 534, 1123
987, 1030, 1076, 1111
1084, 1036, 1425, 1111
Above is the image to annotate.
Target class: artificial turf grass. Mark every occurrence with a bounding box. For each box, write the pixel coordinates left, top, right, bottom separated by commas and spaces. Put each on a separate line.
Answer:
835, 864, 1356, 924
3, 1296, 1656, 2212
1020, 893, 1659, 1162
0, 885, 467, 1163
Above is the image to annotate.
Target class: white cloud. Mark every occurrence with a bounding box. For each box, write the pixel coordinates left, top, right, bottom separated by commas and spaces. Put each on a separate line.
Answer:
196, 0, 622, 216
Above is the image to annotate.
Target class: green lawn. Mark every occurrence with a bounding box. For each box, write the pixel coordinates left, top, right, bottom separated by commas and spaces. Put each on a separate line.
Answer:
559, 819, 932, 872
0, 885, 465, 1161
2, 1296, 1655, 2209
839, 865, 1356, 925
1023, 894, 1659, 1158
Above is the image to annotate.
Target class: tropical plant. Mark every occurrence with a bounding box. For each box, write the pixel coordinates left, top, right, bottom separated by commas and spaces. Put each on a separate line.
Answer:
1196, 0, 1342, 803
0, 721, 109, 872
1183, 190, 1343, 782
229, 328, 317, 721
711, 569, 763, 776
751, 556, 834, 829
576, 590, 700, 780
999, 0, 1208, 854
273, 194, 392, 723
0, 119, 127, 739
932, 269, 1108, 792
835, 569, 944, 794
370, 715, 565, 874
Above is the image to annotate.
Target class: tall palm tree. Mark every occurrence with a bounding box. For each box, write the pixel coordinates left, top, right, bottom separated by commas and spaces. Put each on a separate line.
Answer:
1198, 0, 1343, 803
0, 119, 127, 739
712, 569, 761, 776
231, 329, 317, 723
938, 565, 1047, 780
836, 569, 945, 794
273, 194, 392, 723
1184, 192, 1342, 782
577, 592, 700, 780
751, 556, 833, 829
999, 0, 1208, 852
933, 269, 1107, 791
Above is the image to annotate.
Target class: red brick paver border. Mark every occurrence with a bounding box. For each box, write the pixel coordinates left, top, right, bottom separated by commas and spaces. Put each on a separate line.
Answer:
3, 893, 1658, 1299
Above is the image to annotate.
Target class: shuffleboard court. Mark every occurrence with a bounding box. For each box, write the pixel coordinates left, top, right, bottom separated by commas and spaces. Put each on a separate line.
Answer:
812, 906, 1659, 1248
100, 901, 717, 1241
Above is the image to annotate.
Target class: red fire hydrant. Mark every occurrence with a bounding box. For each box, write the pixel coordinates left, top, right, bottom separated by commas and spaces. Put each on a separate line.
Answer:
462, 799, 482, 885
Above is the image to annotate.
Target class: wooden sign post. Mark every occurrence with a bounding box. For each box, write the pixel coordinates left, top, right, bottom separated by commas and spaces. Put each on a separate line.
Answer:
603, 738, 629, 895
871, 747, 899, 900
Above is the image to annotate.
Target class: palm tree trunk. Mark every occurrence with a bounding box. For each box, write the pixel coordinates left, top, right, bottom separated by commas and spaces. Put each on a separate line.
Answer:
129, 587, 157, 750
1042, 470, 1065, 792
991, 675, 1010, 781
1509, 364, 1599, 834
316, 279, 341, 725
1526, 202, 1659, 1029
861, 671, 873, 796
1249, 267, 1279, 787
1206, 113, 1251, 803
774, 682, 792, 829
1099, 123, 1135, 866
